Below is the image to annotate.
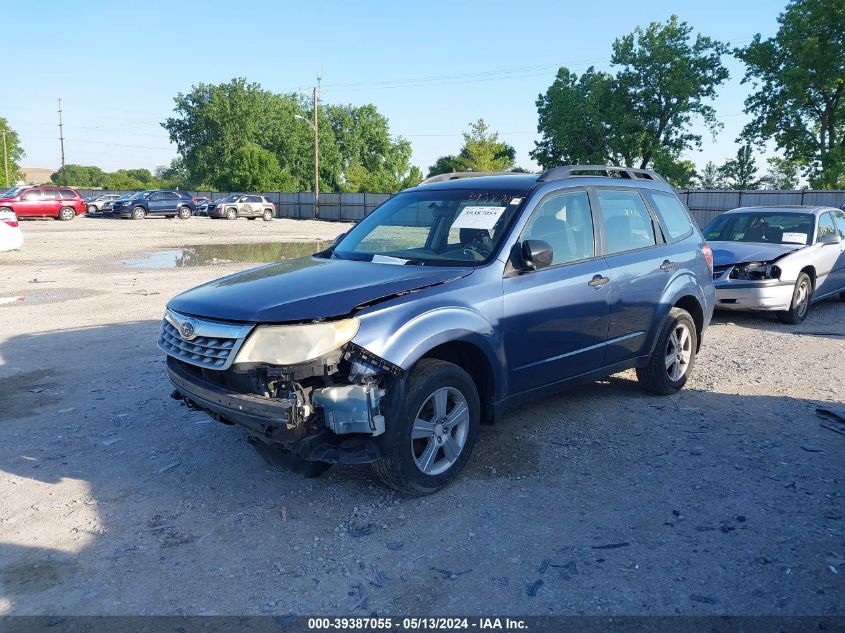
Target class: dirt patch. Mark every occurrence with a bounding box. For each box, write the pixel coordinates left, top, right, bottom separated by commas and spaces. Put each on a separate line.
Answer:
0, 288, 104, 308
1, 560, 79, 595
0, 369, 63, 420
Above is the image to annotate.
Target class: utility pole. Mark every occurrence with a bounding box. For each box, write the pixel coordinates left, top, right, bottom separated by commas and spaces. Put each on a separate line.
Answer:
1, 129, 8, 188
313, 74, 320, 219
57, 98, 66, 185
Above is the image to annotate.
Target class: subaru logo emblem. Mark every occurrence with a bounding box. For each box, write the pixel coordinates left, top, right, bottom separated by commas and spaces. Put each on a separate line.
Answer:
179, 320, 196, 340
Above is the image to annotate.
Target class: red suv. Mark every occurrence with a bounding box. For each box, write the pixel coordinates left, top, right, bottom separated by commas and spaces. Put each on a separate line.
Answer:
0, 185, 85, 221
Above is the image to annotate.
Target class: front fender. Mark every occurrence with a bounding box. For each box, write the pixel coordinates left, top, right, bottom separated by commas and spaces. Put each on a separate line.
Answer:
354, 305, 507, 401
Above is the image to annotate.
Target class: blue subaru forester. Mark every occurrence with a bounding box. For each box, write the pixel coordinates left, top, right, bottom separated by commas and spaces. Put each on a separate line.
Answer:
159, 166, 715, 495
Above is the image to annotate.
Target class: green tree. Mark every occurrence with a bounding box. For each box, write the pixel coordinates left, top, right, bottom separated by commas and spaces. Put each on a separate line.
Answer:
51, 164, 107, 187
0, 118, 24, 186
102, 170, 145, 190
652, 153, 698, 188
697, 161, 723, 188
225, 143, 296, 191
327, 104, 422, 192
532, 17, 729, 170
737, 0, 845, 188
426, 155, 462, 177
718, 144, 761, 190
455, 119, 515, 172
155, 157, 191, 188
761, 156, 802, 189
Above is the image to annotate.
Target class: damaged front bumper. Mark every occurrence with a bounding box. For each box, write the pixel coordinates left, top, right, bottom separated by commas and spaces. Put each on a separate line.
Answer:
713, 278, 795, 311
165, 343, 403, 464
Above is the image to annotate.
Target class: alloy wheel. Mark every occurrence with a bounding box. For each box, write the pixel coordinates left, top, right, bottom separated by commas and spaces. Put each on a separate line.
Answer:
795, 279, 810, 318
411, 386, 470, 476
665, 323, 692, 382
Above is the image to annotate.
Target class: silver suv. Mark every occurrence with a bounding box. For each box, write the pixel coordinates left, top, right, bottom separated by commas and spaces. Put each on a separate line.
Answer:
207, 195, 275, 221
86, 194, 120, 214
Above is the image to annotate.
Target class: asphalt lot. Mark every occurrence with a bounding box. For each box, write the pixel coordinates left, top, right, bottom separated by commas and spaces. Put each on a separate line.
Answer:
0, 216, 843, 616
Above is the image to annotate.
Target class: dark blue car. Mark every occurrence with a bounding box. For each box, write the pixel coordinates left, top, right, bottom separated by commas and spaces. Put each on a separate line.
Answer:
159, 166, 715, 494
114, 189, 195, 220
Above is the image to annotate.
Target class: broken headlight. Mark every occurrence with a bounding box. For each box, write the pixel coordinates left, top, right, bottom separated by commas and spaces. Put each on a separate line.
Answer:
730, 262, 781, 281
234, 318, 360, 365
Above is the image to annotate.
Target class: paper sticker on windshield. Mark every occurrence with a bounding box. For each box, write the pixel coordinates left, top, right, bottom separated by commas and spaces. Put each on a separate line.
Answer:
782, 232, 807, 244
452, 205, 507, 230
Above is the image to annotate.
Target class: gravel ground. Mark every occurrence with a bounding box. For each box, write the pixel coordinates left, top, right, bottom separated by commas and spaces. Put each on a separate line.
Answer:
0, 216, 843, 616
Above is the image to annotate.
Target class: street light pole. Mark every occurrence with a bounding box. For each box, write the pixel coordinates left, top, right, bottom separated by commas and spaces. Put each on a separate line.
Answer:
1, 129, 8, 188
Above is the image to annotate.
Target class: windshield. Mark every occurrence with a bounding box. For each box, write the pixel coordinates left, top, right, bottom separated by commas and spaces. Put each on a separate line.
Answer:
117, 193, 132, 200
220, 195, 240, 202
333, 189, 527, 266
130, 191, 152, 200
703, 212, 816, 246
1, 186, 27, 198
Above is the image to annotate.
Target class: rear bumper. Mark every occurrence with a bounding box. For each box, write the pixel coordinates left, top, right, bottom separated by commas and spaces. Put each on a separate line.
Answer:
714, 279, 794, 311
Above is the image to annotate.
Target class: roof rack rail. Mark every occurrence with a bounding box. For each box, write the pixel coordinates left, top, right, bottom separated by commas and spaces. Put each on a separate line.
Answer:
418, 171, 527, 186
537, 165, 665, 183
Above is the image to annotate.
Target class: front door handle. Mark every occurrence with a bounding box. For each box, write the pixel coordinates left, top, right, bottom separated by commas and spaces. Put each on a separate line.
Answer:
588, 274, 610, 289
660, 260, 675, 272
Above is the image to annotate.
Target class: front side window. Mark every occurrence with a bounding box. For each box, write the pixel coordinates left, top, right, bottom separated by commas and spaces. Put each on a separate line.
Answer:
596, 190, 656, 255
333, 189, 526, 266
831, 209, 845, 238
22, 188, 43, 200
645, 191, 693, 240
704, 212, 816, 245
817, 213, 836, 241
521, 190, 595, 265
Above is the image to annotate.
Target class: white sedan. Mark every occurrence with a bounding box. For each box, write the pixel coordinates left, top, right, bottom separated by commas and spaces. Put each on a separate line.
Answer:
0, 209, 23, 252
704, 206, 845, 323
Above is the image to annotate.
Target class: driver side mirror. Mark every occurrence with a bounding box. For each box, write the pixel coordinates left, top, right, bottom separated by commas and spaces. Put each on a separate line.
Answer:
820, 232, 842, 245
520, 239, 554, 271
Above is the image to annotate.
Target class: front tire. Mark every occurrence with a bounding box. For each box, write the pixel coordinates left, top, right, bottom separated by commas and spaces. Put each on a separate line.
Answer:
87, 204, 98, 214
777, 272, 812, 324
226, 208, 237, 220
371, 359, 480, 496
131, 206, 146, 220
636, 307, 698, 395
177, 206, 191, 220
58, 207, 76, 221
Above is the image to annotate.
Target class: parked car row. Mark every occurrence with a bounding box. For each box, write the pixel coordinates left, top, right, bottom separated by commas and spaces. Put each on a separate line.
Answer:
0, 185, 85, 220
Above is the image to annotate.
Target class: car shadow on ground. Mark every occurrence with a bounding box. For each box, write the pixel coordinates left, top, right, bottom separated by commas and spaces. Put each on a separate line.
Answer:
710, 295, 845, 336
0, 320, 843, 615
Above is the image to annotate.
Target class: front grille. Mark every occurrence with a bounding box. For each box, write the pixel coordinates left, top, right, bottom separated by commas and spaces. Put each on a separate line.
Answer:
157, 310, 253, 370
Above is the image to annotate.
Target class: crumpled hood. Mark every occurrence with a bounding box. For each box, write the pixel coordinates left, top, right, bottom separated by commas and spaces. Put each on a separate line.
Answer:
709, 241, 804, 266
167, 256, 473, 323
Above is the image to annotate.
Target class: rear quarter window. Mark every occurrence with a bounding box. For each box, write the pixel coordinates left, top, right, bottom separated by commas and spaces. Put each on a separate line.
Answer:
58, 189, 78, 199
645, 191, 693, 240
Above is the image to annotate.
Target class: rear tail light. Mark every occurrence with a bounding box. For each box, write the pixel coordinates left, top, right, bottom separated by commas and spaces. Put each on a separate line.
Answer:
701, 242, 713, 270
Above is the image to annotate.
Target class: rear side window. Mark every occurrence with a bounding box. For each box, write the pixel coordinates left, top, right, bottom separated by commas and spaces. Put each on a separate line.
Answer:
521, 190, 595, 265
645, 191, 693, 240
58, 189, 77, 199
596, 190, 656, 255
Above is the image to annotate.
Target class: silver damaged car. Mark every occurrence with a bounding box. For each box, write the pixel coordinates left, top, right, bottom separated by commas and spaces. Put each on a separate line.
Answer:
704, 206, 845, 323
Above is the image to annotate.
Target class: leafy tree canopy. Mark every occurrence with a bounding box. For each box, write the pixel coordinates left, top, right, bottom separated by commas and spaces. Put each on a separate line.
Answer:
225, 143, 297, 191
761, 156, 802, 189
427, 119, 516, 177
0, 118, 25, 186
532, 16, 729, 171
697, 161, 724, 189
737, 0, 845, 188
718, 144, 761, 190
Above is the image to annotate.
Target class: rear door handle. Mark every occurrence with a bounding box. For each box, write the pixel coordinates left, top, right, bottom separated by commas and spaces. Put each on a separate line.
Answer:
588, 274, 610, 289
660, 260, 675, 272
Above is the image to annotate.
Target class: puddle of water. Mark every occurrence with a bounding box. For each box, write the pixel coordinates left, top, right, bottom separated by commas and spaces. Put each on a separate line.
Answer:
124, 241, 331, 269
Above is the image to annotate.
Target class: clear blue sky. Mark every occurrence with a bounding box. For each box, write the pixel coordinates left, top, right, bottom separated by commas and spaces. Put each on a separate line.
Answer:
7, 0, 785, 176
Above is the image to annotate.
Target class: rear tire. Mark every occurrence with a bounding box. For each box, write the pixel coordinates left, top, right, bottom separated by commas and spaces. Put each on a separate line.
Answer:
636, 307, 698, 395
263, 209, 273, 221
226, 208, 237, 220
87, 204, 98, 214
58, 207, 76, 221
131, 206, 146, 220
371, 359, 480, 496
177, 206, 191, 220
777, 272, 812, 324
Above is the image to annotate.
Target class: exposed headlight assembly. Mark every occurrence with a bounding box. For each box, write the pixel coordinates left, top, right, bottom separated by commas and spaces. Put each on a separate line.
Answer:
234, 318, 360, 365
730, 261, 781, 281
